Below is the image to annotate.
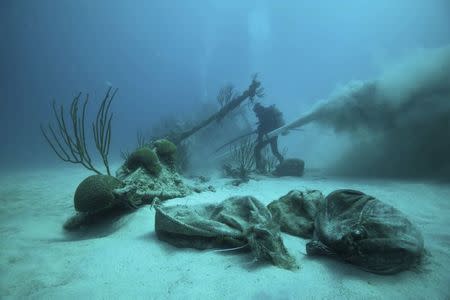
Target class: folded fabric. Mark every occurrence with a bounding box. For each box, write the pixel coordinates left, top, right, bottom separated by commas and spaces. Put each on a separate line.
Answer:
267, 189, 324, 238
155, 196, 297, 270
306, 189, 425, 274
154, 189, 425, 274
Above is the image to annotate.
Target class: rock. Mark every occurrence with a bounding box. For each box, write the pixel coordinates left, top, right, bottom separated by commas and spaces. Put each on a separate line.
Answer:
272, 158, 305, 177
113, 166, 192, 207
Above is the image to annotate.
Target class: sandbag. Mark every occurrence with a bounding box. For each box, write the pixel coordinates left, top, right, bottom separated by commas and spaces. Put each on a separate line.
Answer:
155, 196, 297, 270
272, 159, 305, 177
267, 189, 324, 238
306, 189, 424, 274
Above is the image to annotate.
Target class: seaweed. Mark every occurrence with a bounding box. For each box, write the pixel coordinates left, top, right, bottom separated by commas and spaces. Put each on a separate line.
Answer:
40, 87, 117, 175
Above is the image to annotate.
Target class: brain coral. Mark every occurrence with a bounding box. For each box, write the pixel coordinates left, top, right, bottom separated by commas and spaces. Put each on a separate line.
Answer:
154, 139, 177, 166
126, 147, 162, 175
74, 175, 123, 213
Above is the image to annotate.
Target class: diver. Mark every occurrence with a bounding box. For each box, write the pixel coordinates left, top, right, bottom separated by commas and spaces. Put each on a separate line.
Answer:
253, 102, 285, 172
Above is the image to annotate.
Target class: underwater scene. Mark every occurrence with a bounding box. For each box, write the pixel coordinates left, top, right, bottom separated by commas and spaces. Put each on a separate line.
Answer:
1, 1, 450, 299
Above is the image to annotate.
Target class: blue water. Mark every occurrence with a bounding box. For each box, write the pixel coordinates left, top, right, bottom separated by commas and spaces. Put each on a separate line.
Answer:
2, 0, 449, 173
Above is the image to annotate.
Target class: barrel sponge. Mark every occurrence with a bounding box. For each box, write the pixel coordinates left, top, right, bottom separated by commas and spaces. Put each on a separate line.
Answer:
126, 147, 162, 175
154, 139, 177, 165
74, 175, 123, 213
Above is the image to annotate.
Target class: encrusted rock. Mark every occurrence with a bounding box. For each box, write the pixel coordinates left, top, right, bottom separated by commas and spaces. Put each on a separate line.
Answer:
114, 166, 192, 207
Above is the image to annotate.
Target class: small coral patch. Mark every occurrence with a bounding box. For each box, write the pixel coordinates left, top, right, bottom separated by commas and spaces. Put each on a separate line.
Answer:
126, 147, 162, 175
154, 139, 177, 166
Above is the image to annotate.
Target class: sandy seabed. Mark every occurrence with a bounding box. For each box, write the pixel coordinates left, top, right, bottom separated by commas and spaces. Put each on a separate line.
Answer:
0, 164, 449, 300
